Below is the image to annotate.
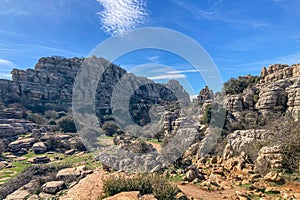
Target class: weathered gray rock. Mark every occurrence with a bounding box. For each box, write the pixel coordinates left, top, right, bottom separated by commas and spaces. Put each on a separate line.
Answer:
41, 181, 65, 194
8, 138, 35, 152
4, 189, 30, 200
256, 145, 284, 170
56, 166, 87, 181
223, 129, 267, 160
31, 142, 47, 154
28, 155, 51, 164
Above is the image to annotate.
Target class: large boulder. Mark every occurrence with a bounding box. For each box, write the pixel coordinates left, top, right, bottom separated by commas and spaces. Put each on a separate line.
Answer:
41, 181, 65, 194
8, 138, 35, 152
31, 142, 47, 154
56, 166, 88, 181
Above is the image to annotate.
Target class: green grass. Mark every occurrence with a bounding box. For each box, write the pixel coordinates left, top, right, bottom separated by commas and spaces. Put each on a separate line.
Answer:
239, 183, 251, 190
166, 174, 184, 182
147, 139, 161, 144
0, 151, 101, 185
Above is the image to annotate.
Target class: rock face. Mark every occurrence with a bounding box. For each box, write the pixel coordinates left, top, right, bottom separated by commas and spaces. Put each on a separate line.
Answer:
0, 56, 190, 125
222, 63, 300, 118
223, 129, 267, 160
286, 79, 300, 119
196, 86, 213, 104
260, 64, 300, 84
223, 88, 258, 113
0, 118, 35, 139
256, 145, 284, 170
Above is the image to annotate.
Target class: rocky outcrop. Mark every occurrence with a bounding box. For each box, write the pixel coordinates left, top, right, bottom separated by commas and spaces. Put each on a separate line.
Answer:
56, 166, 89, 181
256, 80, 291, 112
0, 56, 190, 127
223, 87, 258, 113
223, 129, 267, 160
196, 86, 213, 104
256, 145, 284, 170
8, 137, 35, 153
0, 118, 35, 138
286, 78, 300, 119
260, 64, 300, 84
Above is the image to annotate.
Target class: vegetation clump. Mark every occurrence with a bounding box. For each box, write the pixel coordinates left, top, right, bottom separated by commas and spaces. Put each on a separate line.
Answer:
223, 75, 260, 95
102, 174, 179, 200
57, 116, 77, 133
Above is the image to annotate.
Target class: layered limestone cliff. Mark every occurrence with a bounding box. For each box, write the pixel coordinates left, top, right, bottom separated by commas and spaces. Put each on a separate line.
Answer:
222, 63, 300, 118
0, 56, 190, 124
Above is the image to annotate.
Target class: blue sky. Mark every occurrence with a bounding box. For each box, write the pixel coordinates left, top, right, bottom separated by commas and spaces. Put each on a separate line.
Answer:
1, 0, 300, 95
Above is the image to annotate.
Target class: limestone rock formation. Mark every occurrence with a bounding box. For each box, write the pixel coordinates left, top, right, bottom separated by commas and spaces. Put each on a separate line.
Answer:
223, 129, 267, 160
256, 145, 284, 170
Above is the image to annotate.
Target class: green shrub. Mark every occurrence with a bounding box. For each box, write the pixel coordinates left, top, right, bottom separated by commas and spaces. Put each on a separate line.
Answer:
102, 174, 179, 200
223, 75, 260, 95
57, 116, 76, 133
102, 121, 123, 136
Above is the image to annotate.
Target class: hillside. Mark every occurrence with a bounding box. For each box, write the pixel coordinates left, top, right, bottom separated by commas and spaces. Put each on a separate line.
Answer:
0, 57, 299, 200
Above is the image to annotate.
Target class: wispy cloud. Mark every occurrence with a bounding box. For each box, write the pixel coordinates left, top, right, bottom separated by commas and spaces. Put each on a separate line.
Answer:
97, 0, 148, 36
174, 1, 268, 29
0, 58, 14, 67
147, 74, 186, 80
147, 55, 160, 62
234, 51, 300, 70
167, 69, 208, 74
0, 58, 15, 79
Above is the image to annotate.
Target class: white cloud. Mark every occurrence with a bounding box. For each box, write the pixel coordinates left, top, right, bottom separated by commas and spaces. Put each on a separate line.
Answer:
0, 58, 14, 67
97, 0, 148, 36
147, 74, 186, 80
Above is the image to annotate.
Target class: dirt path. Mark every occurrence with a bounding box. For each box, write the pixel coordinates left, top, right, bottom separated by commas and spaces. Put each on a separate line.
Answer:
147, 141, 161, 153
60, 170, 106, 200
177, 183, 245, 200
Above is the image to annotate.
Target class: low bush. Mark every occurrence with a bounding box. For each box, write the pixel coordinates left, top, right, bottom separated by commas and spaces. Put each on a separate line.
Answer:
102, 174, 179, 200
57, 116, 76, 133
265, 114, 300, 172
102, 121, 123, 136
